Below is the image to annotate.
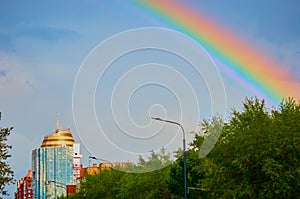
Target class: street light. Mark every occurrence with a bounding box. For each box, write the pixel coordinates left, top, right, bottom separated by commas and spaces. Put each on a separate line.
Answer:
88, 156, 114, 168
151, 117, 187, 199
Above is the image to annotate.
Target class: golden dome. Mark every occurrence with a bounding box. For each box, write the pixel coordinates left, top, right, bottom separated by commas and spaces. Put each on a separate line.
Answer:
41, 128, 75, 148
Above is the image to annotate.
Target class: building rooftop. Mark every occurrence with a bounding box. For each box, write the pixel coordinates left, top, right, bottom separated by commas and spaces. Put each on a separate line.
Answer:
40, 128, 75, 147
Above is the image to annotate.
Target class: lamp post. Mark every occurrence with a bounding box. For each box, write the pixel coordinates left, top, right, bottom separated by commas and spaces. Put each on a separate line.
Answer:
151, 117, 187, 199
89, 156, 114, 168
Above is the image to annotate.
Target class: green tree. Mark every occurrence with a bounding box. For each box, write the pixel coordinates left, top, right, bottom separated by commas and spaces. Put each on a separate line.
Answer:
117, 148, 172, 199
67, 148, 173, 199
201, 98, 300, 198
167, 116, 223, 198
168, 150, 207, 199
0, 113, 14, 197
68, 169, 125, 199
167, 123, 216, 198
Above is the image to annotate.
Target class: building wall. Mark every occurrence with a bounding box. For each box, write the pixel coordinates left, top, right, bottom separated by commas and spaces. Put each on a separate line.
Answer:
32, 146, 74, 199
15, 169, 32, 199
66, 185, 77, 196
78, 162, 133, 179
24, 170, 33, 199
73, 143, 82, 184
15, 179, 24, 199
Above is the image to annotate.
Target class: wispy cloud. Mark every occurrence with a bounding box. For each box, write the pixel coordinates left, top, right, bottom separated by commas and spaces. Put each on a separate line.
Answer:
0, 69, 7, 77
0, 53, 38, 101
0, 25, 81, 53
16, 25, 81, 42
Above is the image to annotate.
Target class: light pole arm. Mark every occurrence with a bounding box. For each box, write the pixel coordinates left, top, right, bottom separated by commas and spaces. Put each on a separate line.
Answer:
151, 117, 185, 139
89, 156, 114, 167
151, 116, 187, 199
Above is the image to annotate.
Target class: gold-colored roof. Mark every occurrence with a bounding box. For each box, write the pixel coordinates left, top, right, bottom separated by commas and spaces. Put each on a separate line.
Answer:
41, 128, 75, 147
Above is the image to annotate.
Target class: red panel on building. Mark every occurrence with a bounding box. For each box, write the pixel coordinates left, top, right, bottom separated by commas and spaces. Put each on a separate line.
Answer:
15, 169, 32, 199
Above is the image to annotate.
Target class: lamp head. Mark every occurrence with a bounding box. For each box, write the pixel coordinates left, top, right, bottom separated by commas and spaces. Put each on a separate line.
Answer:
151, 116, 162, 121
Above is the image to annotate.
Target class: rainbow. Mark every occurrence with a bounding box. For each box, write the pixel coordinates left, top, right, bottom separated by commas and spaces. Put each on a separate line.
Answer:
132, 0, 300, 104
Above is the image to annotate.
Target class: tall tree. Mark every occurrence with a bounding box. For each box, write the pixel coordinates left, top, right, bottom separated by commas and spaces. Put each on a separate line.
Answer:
168, 98, 300, 198
0, 113, 14, 197
201, 98, 300, 198
117, 148, 172, 199
167, 117, 221, 198
71, 169, 125, 199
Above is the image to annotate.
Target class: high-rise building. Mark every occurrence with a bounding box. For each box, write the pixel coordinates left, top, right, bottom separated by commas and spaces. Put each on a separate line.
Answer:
15, 169, 33, 199
31, 124, 81, 199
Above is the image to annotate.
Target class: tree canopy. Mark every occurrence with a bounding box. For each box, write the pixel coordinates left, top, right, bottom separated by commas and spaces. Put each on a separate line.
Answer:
197, 98, 300, 198
67, 148, 173, 199
65, 98, 300, 199
0, 113, 14, 198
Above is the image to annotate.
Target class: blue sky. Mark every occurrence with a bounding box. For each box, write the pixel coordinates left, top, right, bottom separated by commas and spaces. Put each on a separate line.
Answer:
1, 0, 300, 197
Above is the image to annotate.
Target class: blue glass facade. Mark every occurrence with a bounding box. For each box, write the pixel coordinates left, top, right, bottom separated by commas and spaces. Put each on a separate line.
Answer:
32, 146, 74, 199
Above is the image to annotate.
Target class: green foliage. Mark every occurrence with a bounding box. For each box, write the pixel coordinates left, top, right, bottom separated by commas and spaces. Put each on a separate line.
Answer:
200, 97, 300, 198
117, 167, 171, 199
61, 97, 300, 199
68, 148, 172, 199
168, 126, 211, 198
0, 113, 14, 198
68, 169, 124, 199
117, 148, 172, 199
198, 115, 223, 158
168, 150, 204, 198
